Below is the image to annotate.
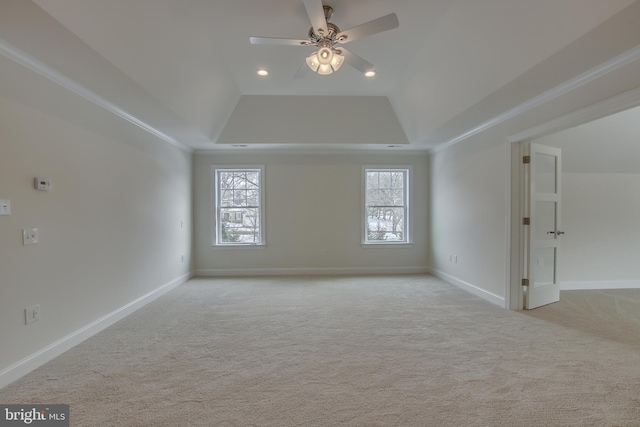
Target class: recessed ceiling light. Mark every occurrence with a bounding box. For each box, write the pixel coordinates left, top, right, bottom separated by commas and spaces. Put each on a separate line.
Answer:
257, 69, 269, 77
365, 70, 376, 77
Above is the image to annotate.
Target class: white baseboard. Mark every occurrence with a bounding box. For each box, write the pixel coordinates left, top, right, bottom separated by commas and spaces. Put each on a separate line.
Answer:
561, 280, 640, 290
0, 272, 194, 389
196, 266, 430, 277
428, 268, 506, 307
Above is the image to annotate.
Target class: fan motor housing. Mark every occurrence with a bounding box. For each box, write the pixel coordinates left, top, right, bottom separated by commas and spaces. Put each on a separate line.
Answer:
308, 22, 340, 42
307, 5, 340, 41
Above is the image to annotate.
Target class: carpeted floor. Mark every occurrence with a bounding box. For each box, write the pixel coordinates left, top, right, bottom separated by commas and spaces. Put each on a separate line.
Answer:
1, 275, 639, 426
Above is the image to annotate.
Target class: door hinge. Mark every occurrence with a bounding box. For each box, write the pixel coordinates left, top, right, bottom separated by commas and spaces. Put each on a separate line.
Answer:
522, 217, 530, 225
522, 278, 529, 287
522, 155, 531, 164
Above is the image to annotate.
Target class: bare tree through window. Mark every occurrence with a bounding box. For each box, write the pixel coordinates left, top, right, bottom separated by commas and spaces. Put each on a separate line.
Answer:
364, 168, 408, 243
215, 168, 263, 245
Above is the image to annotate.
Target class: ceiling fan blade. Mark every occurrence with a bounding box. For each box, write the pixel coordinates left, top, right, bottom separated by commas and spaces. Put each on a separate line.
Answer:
337, 13, 399, 44
303, 0, 328, 37
340, 48, 374, 74
250, 37, 312, 46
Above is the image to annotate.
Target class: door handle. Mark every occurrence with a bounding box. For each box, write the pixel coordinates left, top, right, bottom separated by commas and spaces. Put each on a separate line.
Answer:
546, 231, 555, 235
556, 231, 565, 235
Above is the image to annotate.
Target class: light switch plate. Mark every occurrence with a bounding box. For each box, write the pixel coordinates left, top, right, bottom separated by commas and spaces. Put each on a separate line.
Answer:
0, 199, 10, 216
23, 228, 38, 245
25, 304, 40, 324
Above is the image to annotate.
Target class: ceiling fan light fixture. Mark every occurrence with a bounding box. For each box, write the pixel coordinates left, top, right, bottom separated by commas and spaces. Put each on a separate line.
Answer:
306, 52, 320, 72
317, 47, 333, 65
306, 48, 344, 75
317, 63, 333, 75
250, 3, 400, 78
330, 52, 344, 71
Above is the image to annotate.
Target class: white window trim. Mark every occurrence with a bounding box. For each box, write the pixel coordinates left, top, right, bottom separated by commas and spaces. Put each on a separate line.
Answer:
211, 165, 266, 247
361, 165, 413, 246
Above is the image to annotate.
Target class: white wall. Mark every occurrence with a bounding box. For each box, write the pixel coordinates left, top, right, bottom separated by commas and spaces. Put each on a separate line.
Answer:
429, 96, 640, 307
530, 105, 640, 289
560, 173, 640, 288
428, 139, 510, 305
427, 0, 640, 308
0, 56, 193, 386
194, 152, 429, 275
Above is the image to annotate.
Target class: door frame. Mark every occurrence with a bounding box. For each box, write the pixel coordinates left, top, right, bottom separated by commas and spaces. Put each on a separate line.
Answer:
507, 87, 640, 310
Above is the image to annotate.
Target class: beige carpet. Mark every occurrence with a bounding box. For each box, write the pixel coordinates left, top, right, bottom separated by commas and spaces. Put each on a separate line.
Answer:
1, 275, 639, 426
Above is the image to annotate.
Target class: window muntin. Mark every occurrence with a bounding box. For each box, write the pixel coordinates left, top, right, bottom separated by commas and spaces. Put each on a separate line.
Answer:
364, 168, 409, 243
214, 167, 264, 245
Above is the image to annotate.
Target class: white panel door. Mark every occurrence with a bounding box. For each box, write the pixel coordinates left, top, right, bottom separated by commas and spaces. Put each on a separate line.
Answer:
525, 143, 563, 309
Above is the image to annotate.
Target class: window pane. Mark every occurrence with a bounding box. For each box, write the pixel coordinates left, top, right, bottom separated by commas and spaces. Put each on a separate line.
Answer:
366, 189, 379, 205
220, 189, 233, 206
366, 172, 378, 189
215, 168, 263, 245
246, 189, 259, 206
235, 192, 242, 205
364, 168, 408, 243
366, 207, 405, 241
392, 189, 404, 205
219, 171, 231, 184
246, 172, 259, 188
391, 172, 404, 188
219, 207, 261, 243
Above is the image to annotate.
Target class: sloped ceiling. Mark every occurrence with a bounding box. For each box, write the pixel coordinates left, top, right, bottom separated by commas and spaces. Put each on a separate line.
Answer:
0, 0, 638, 152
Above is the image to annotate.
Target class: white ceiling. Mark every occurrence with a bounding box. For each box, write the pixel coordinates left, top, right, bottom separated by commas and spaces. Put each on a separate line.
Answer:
1, 0, 638, 151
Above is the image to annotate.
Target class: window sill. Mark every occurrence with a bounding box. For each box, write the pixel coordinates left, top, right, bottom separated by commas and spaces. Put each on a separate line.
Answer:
361, 242, 414, 249
211, 244, 266, 250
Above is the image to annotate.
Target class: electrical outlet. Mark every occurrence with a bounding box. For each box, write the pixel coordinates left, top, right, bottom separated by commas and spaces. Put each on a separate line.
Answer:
25, 304, 40, 324
23, 228, 38, 245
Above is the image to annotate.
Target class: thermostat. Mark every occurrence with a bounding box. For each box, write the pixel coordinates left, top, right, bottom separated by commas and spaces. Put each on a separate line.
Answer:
35, 177, 52, 191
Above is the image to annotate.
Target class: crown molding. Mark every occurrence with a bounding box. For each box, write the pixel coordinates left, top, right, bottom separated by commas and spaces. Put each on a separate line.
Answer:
508, 86, 640, 143
430, 44, 640, 154
194, 145, 429, 156
0, 38, 193, 154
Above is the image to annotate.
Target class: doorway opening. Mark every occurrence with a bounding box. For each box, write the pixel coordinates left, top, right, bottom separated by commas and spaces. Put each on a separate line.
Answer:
508, 88, 640, 310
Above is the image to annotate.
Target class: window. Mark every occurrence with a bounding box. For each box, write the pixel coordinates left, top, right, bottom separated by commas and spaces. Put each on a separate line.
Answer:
213, 167, 264, 245
363, 167, 410, 244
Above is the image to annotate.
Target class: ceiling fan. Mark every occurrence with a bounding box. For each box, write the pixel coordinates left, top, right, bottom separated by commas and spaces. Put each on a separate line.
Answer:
250, 0, 399, 76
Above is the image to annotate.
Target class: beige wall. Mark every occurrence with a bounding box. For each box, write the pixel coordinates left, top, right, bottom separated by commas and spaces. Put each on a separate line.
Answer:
0, 57, 193, 384
194, 152, 429, 275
